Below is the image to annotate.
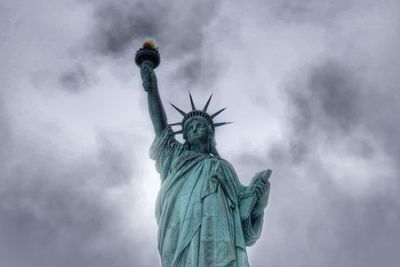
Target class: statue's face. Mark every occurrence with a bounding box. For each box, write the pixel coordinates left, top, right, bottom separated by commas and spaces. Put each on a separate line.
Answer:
184, 117, 210, 145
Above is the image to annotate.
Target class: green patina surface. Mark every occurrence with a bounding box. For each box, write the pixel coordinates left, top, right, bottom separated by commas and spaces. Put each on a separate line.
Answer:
136, 42, 271, 267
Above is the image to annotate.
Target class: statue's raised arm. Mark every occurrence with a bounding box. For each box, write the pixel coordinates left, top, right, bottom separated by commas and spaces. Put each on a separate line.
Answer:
136, 40, 167, 136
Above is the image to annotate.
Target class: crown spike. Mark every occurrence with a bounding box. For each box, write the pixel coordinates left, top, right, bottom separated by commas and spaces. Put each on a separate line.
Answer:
202, 93, 213, 112
214, 121, 233, 128
173, 130, 183, 135
189, 92, 196, 110
210, 107, 226, 119
168, 122, 182, 126
170, 103, 187, 117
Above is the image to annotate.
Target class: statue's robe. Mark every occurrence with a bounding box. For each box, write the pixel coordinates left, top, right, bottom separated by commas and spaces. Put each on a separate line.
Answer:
150, 127, 267, 267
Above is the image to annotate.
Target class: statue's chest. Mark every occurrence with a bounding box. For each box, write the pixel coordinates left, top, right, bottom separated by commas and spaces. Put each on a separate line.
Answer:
170, 150, 217, 173
171, 155, 227, 195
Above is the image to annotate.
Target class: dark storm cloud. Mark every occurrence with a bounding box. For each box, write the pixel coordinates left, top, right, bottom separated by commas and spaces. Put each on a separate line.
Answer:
326, 189, 400, 267
233, 24, 400, 262
96, 131, 135, 186
89, 0, 165, 57
0, 1, 23, 46
307, 61, 361, 130
289, 60, 362, 136
268, 0, 350, 25
0, 108, 156, 267
287, 56, 400, 165
268, 0, 400, 164
3, 0, 400, 266
235, 148, 400, 267
59, 64, 90, 93
364, 85, 400, 163
280, 59, 376, 165
0, 96, 11, 149
239, 61, 400, 266
306, 169, 400, 267
286, 56, 400, 162
86, 0, 221, 87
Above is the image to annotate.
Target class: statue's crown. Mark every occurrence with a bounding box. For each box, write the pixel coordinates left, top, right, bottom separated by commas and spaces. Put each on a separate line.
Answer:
169, 93, 232, 135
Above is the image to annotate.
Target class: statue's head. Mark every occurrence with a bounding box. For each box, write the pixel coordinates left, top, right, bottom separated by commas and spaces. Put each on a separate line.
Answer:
182, 116, 218, 155
170, 93, 232, 156
183, 116, 213, 145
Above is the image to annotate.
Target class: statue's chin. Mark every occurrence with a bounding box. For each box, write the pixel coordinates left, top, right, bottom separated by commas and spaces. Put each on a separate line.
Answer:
188, 138, 208, 145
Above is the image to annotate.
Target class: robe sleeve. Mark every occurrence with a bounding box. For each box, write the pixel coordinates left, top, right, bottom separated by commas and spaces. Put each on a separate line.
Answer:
240, 181, 270, 246
149, 126, 184, 181
221, 160, 270, 247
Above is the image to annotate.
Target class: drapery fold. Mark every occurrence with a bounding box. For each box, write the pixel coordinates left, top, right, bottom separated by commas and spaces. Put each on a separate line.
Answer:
149, 127, 268, 267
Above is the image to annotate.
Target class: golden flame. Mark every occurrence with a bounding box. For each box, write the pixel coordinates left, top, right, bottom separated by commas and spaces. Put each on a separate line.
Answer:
141, 39, 159, 51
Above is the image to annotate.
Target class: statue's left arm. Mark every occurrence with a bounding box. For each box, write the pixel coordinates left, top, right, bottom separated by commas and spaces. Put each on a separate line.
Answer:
222, 160, 271, 246
248, 170, 271, 216
238, 170, 271, 246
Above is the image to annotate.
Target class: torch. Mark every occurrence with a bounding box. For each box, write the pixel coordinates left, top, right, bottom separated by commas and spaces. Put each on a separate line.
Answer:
135, 39, 160, 69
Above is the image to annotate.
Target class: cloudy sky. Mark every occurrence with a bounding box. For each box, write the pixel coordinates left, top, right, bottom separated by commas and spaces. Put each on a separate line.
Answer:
1, 0, 400, 266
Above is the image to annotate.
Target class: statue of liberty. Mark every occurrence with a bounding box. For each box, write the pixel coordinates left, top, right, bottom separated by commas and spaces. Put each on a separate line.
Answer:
135, 40, 272, 267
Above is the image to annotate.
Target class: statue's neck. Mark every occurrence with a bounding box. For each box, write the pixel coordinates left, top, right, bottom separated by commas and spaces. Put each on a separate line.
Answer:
189, 142, 210, 154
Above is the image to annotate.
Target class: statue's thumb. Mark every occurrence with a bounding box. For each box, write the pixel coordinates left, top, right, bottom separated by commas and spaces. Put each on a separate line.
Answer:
264, 169, 272, 182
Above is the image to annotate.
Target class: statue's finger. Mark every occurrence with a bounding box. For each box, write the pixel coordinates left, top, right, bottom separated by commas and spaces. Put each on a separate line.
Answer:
258, 185, 264, 193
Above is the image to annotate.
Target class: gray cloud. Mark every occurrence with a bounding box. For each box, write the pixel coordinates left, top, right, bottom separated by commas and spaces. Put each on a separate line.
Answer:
231, 2, 400, 262
235, 148, 400, 267
289, 60, 361, 132
84, 0, 222, 89
2, 0, 400, 266
268, 0, 351, 26
305, 60, 361, 131
285, 59, 366, 163
236, 46, 400, 267
286, 55, 400, 165
89, 0, 166, 58
0, 96, 11, 152
58, 64, 91, 93
52, 0, 222, 93
0, 103, 156, 266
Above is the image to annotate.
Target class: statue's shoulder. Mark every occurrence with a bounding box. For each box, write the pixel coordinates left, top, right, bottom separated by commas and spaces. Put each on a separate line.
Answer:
212, 156, 236, 171
218, 156, 233, 166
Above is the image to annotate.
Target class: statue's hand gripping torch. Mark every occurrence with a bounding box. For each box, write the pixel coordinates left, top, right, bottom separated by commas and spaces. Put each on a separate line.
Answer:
135, 40, 160, 93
